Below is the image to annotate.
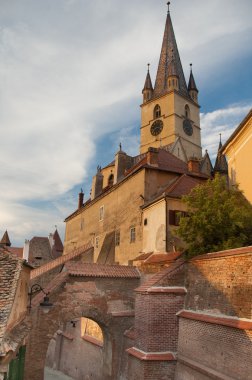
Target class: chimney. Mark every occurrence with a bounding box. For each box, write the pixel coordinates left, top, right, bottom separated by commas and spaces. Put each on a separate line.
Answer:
188, 157, 200, 173
91, 166, 104, 200
48, 233, 54, 249
23, 239, 30, 261
78, 189, 84, 209
147, 147, 159, 166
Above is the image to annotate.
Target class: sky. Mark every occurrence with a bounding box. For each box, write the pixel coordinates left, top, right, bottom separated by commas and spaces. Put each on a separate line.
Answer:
0, 0, 252, 247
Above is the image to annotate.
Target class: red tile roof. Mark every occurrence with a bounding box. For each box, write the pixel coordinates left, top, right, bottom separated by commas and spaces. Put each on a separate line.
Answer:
6, 247, 23, 258
65, 262, 140, 278
144, 251, 182, 264
165, 174, 205, 198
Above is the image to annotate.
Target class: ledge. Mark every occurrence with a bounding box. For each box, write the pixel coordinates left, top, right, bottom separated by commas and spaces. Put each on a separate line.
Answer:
178, 355, 237, 380
126, 347, 176, 361
177, 310, 252, 330
147, 286, 187, 294
82, 334, 103, 348
111, 311, 135, 317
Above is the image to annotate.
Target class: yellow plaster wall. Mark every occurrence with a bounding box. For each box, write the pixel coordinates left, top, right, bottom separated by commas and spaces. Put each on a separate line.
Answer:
64, 170, 145, 265
142, 199, 166, 253
224, 116, 252, 204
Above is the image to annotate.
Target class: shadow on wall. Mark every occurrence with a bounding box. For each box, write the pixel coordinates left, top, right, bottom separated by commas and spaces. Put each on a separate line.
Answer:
45, 318, 104, 380
175, 251, 252, 380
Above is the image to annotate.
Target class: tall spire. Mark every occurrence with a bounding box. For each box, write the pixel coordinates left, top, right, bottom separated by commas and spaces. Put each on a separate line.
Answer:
154, 4, 188, 98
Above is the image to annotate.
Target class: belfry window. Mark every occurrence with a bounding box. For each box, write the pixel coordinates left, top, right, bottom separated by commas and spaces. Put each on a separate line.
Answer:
153, 104, 161, 119
185, 105, 190, 119
108, 174, 114, 187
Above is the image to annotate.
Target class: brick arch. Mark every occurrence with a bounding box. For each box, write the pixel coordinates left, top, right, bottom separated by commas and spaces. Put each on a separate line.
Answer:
24, 263, 140, 380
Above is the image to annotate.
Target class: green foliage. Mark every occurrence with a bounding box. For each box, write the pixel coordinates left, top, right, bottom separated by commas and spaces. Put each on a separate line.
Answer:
177, 175, 252, 258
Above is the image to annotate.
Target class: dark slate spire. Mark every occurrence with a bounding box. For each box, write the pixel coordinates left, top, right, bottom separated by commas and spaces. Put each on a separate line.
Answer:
0, 230, 11, 247
153, 5, 188, 98
188, 63, 198, 92
142, 63, 153, 92
214, 134, 228, 175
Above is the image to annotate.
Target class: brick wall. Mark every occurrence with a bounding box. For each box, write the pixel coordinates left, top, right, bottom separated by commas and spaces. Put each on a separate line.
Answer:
175, 248, 252, 380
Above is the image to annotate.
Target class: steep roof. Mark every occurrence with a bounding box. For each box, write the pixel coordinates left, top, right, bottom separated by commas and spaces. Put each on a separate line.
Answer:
52, 229, 63, 258
154, 10, 188, 98
142, 66, 153, 92
0, 248, 23, 342
0, 230, 11, 247
188, 67, 198, 92
165, 174, 204, 198
214, 139, 228, 174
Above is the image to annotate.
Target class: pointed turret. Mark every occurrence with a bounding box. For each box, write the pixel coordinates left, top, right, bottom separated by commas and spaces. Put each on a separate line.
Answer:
0, 230, 11, 247
153, 3, 188, 98
188, 63, 198, 103
142, 64, 153, 103
214, 134, 228, 176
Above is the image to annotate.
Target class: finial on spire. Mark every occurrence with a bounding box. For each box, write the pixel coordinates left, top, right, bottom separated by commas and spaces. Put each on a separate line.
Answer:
167, 2, 171, 13
147, 63, 150, 72
219, 133, 222, 143
119, 142, 122, 151
190, 63, 192, 72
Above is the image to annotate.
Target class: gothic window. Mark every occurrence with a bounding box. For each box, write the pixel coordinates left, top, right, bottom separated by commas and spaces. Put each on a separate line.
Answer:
153, 104, 161, 119
130, 226, 136, 243
185, 105, 190, 119
108, 174, 114, 187
185, 105, 190, 118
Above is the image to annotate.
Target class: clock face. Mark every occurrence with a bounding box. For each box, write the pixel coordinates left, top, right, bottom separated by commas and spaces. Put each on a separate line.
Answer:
183, 119, 193, 136
150, 120, 163, 136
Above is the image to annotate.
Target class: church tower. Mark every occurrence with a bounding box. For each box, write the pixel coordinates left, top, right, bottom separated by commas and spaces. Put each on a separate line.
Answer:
140, 3, 202, 161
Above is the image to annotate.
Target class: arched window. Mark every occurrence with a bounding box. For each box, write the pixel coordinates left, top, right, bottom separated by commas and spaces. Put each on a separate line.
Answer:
185, 105, 190, 119
108, 173, 114, 187
153, 104, 161, 119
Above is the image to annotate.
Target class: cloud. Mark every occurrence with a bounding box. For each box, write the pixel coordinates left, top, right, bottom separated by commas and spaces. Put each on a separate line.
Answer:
0, 0, 251, 245
201, 103, 252, 160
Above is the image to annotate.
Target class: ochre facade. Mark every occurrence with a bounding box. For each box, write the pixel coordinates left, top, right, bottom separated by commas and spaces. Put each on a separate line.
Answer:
222, 109, 252, 203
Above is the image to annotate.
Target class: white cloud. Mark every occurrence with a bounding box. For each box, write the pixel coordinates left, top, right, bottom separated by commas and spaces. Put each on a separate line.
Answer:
201, 104, 252, 160
0, 0, 251, 245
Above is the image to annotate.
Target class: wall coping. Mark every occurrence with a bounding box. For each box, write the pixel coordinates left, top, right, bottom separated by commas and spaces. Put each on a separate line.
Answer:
191, 246, 252, 261
147, 286, 187, 294
177, 310, 252, 330
126, 347, 176, 361
178, 354, 237, 380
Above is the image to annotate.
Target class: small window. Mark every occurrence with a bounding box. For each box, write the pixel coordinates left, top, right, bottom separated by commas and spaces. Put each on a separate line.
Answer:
99, 206, 104, 221
130, 227, 136, 243
115, 230, 120, 246
185, 105, 190, 119
153, 104, 161, 119
144, 218, 148, 226
169, 210, 187, 226
108, 174, 114, 187
95, 236, 99, 248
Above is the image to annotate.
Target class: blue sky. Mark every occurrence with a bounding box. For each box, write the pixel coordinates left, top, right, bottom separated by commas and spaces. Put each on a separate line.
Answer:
0, 0, 252, 246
